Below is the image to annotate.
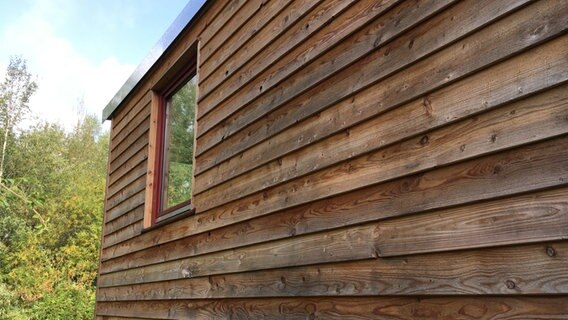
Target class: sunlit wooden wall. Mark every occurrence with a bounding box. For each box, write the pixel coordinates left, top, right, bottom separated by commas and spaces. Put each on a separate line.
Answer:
95, 0, 568, 318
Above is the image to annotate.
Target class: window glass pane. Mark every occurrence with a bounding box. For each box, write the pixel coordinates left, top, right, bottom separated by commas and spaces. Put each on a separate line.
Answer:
162, 75, 196, 210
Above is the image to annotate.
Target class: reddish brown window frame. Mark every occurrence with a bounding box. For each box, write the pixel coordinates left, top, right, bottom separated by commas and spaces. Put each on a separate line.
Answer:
150, 61, 197, 225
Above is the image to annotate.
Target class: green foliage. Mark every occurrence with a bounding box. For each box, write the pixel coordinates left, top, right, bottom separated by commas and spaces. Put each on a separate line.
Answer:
0, 115, 107, 318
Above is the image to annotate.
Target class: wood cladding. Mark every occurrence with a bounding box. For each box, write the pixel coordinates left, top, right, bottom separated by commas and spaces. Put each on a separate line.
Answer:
95, 0, 568, 318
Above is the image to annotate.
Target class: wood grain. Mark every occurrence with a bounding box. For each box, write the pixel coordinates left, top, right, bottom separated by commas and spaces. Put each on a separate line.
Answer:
196, 0, 456, 148
109, 134, 148, 174
194, 0, 539, 172
108, 146, 148, 186
97, 0, 568, 316
110, 92, 151, 141
193, 52, 568, 211
199, 0, 269, 66
197, 0, 341, 106
198, 0, 400, 109
98, 241, 568, 300
107, 156, 147, 199
193, 36, 568, 195
98, 184, 568, 287
199, 0, 291, 69
104, 205, 143, 235
101, 135, 568, 262
96, 297, 568, 319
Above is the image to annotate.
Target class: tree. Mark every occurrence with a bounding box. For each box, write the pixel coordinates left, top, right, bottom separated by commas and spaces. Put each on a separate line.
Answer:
0, 115, 108, 319
0, 56, 106, 319
0, 56, 38, 180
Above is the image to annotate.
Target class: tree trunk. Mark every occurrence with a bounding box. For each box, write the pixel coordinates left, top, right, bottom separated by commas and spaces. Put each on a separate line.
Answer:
0, 117, 10, 181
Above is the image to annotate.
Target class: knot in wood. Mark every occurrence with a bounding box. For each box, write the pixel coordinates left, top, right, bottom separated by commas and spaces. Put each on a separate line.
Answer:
505, 280, 516, 289
546, 246, 556, 257
419, 135, 429, 146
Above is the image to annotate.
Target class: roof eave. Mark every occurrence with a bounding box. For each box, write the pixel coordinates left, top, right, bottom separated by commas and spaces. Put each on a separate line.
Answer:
102, 0, 209, 122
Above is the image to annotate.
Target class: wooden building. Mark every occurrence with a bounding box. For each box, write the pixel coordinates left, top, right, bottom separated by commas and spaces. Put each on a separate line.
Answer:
95, 0, 568, 318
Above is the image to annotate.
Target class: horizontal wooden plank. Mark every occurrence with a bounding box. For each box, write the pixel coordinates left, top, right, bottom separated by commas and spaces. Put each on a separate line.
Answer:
109, 134, 148, 174
198, 0, 400, 108
98, 183, 568, 287
103, 220, 143, 248
98, 317, 153, 320
193, 62, 568, 211
196, 0, 458, 151
198, 0, 247, 50
109, 146, 148, 186
194, 0, 542, 172
194, 81, 568, 215
104, 205, 144, 236
197, 0, 337, 108
110, 92, 151, 138
102, 172, 568, 274
107, 190, 146, 223
199, 0, 291, 73
111, 102, 151, 150
194, 34, 568, 195
101, 135, 568, 263
106, 175, 146, 214
377, 189, 568, 257
199, 0, 268, 66
107, 161, 147, 202
109, 116, 150, 165
98, 241, 568, 300
97, 297, 568, 319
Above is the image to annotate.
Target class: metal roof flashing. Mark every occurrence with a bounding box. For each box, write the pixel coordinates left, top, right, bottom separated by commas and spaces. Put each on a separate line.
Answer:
102, 0, 208, 122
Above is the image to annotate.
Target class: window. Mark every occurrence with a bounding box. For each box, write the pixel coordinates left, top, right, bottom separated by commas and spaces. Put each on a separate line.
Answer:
145, 59, 197, 228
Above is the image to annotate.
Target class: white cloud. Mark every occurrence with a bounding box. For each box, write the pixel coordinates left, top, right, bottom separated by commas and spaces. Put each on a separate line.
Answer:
0, 0, 136, 129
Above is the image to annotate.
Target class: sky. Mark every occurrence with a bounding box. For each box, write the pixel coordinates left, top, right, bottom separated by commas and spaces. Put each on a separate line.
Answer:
0, 0, 190, 129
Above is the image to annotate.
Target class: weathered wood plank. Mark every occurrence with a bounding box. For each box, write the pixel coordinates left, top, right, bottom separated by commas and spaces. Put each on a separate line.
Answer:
376, 193, 568, 256
193, 61, 568, 211
196, 0, 457, 146
198, 0, 400, 106
200, 0, 290, 68
107, 174, 146, 212
199, 0, 267, 63
198, 0, 248, 50
109, 134, 148, 174
107, 189, 146, 223
193, 2, 540, 173
201, 0, 292, 72
109, 116, 150, 165
97, 297, 568, 319
98, 184, 568, 287
110, 92, 151, 139
98, 241, 568, 300
194, 36, 568, 194
104, 205, 144, 236
198, 2, 568, 171
111, 102, 151, 151
103, 220, 143, 248
107, 161, 147, 201
98, 317, 153, 320
101, 135, 568, 262
108, 146, 148, 186
197, 0, 332, 105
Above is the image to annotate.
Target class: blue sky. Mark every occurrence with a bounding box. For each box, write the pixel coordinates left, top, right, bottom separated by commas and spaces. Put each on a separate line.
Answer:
0, 0, 190, 128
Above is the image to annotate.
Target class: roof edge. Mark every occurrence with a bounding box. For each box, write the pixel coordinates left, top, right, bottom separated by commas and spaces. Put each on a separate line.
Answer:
102, 0, 208, 122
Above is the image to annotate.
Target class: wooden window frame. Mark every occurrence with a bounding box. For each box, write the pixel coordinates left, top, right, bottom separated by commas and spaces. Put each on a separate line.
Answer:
144, 44, 199, 229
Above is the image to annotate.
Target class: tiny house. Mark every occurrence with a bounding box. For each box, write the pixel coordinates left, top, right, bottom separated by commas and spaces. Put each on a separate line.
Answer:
95, 0, 568, 318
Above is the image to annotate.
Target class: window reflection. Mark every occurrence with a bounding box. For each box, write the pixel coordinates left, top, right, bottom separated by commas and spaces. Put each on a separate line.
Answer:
161, 75, 196, 210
